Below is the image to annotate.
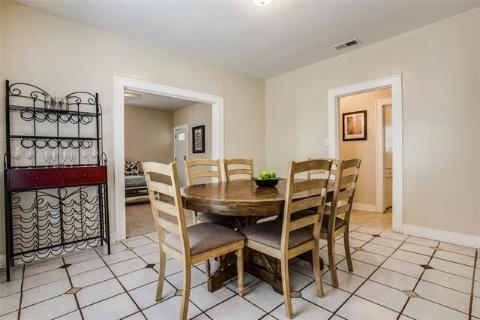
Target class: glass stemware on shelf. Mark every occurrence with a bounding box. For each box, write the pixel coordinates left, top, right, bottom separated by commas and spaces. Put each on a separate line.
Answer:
81, 148, 90, 165
25, 148, 35, 168
12, 146, 21, 167
48, 149, 58, 167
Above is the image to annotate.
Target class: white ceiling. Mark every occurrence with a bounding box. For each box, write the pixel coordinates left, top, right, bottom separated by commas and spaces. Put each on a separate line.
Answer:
125, 91, 198, 110
17, 0, 480, 79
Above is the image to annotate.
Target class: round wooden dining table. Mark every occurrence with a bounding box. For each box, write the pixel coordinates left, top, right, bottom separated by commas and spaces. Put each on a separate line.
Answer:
182, 179, 292, 218
181, 179, 332, 293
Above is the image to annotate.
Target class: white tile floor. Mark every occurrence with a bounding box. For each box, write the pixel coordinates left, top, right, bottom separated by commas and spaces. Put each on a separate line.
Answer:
1, 223, 479, 320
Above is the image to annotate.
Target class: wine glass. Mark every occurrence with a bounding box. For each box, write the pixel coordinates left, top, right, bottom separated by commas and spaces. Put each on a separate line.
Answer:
91, 148, 98, 164
81, 148, 90, 166
25, 148, 35, 168
50, 149, 58, 167
43, 149, 50, 167
61, 98, 69, 112
69, 149, 76, 167
12, 146, 21, 167
44, 96, 50, 110
61, 149, 69, 167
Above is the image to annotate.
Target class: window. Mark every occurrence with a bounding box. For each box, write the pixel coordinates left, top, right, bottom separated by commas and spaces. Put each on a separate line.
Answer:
177, 132, 186, 141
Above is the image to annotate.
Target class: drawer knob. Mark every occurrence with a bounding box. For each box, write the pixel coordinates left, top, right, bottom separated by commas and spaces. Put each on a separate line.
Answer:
82, 173, 87, 178
34, 176, 40, 181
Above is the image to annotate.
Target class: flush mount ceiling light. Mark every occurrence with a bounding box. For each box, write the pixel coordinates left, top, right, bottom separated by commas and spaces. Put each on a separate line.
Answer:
251, 0, 272, 6
124, 89, 142, 98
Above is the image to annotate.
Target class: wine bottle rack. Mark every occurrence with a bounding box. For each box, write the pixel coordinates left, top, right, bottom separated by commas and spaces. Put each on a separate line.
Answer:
3, 81, 110, 281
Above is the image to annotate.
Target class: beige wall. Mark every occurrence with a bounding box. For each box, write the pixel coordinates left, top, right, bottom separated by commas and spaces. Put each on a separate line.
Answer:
0, 0, 265, 254
124, 105, 174, 164
339, 88, 391, 207
266, 8, 480, 236
173, 102, 212, 160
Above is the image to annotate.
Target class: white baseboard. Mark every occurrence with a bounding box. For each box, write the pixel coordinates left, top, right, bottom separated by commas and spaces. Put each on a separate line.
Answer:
110, 232, 119, 243
352, 202, 378, 212
403, 224, 480, 248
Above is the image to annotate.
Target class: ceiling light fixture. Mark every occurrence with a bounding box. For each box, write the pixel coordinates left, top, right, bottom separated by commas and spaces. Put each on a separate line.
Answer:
124, 90, 142, 98
251, 0, 272, 6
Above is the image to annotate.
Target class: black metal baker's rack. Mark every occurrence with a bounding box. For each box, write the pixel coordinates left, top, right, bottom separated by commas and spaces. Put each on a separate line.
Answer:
3, 80, 110, 281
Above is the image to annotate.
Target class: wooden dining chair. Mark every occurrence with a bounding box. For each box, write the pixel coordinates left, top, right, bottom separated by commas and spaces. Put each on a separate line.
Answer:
223, 158, 254, 182
143, 162, 245, 320
318, 159, 361, 288
240, 159, 332, 318
184, 159, 234, 225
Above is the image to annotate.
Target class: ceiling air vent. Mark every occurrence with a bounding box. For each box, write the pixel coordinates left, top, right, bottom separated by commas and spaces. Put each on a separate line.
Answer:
334, 39, 360, 50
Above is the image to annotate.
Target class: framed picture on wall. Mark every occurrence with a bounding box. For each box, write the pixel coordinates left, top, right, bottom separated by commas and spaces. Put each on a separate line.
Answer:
342, 110, 367, 141
192, 125, 205, 153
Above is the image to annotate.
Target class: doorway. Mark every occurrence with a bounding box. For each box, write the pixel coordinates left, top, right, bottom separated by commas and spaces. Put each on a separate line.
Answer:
124, 91, 211, 237
375, 98, 393, 213
113, 76, 224, 241
327, 74, 403, 232
174, 125, 188, 186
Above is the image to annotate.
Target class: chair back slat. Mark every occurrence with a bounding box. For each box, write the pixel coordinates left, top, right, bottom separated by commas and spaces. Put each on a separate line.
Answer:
143, 161, 190, 258
293, 159, 331, 174
281, 159, 332, 251
293, 178, 329, 194
156, 216, 179, 234
328, 159, 361, 231
147, 180, 175, 197
185, 159, 221, 185
307, 158, 338, 181
151, 200, 178, 217
290, 196, 325, 214
224, 158, 254, 182
289, 214, 319, 231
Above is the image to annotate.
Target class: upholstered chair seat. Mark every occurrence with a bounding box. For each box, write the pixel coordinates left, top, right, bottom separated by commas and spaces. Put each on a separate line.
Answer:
167, 223, 245, 255
240, 220, 313, 250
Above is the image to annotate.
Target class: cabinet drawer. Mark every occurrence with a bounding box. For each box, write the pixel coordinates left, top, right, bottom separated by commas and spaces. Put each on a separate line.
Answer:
62, 166, 107, 186
8, 168, 63, 191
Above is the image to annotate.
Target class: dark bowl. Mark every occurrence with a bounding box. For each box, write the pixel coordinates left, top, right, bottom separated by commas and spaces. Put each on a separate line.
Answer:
253, 177, 280, 188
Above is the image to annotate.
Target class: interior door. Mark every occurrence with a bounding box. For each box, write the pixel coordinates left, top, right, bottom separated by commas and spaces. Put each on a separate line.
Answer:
383, 104, 393, 209
174, 126, 188, 186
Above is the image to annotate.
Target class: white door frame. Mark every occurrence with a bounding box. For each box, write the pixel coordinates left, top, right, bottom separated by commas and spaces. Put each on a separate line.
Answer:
114, 75, 224, 241
327, 74, 403, 232
375, 98, 392, 213
173, 124, 189, 161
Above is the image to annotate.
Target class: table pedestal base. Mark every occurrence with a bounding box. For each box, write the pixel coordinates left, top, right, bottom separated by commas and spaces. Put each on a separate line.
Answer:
207, 250, 325, 293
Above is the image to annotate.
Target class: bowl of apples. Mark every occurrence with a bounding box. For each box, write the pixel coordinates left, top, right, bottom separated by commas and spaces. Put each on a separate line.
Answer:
253, 170, 279, 188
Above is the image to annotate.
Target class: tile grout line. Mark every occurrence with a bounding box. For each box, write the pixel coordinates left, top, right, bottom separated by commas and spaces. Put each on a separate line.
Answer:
395, 242, 438, 320
16, 264, 26, 320
469, 250, 478, 318
96, 243, 150, 319
265, 226, 389, 319
131, 235, 281, 319
7, 228, 476, 320
62, 255, 85, 320
125, 236, 226, 318
327, 230, 412, 319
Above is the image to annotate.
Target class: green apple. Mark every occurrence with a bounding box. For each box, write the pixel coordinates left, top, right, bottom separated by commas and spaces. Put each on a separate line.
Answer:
260, 170, 270, 179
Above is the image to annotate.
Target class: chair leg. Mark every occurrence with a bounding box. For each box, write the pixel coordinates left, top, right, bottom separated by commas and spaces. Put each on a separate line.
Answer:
205, 259, 211, 276
327, 235, 339, 288
280, 257, 293, 318
343, 227, 353, 272
236, 249, 244, 297
180, 265, 191, 320
155, 246, 166, 301
312, 241, 324, 298
193, 211, 198, 224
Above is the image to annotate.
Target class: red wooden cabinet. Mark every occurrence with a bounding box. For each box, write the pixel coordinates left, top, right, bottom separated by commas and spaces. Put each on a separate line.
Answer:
7, 166, 107, 192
